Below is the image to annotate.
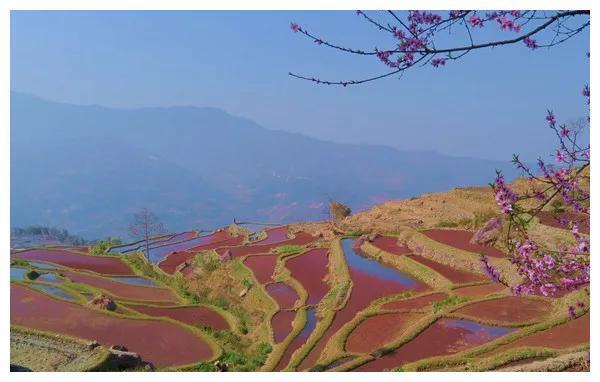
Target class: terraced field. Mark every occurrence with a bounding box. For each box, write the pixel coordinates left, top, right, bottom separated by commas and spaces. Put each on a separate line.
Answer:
10, 224, 589, 371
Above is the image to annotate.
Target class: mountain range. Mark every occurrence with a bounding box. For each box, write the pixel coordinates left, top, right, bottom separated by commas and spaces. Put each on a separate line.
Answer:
10, 92, 520, 239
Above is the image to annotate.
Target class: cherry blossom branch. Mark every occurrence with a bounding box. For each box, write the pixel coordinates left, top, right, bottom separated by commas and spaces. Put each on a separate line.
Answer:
288, 10, 589, 86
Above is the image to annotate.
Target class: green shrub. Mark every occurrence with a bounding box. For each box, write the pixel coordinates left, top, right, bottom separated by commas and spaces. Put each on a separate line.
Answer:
11, 259, 29, 267
346, 229, 363, 237
241, 278, 253, 289
90, 238, 121, 256
188, 362, 217, 372
276, 245, 304, 254
25, 270, 40, 280
435, 221, 458, 228
432, 295, 469, 312
551, 200, 565, 214
195, 252, 221, 273
258, 342, 272, 355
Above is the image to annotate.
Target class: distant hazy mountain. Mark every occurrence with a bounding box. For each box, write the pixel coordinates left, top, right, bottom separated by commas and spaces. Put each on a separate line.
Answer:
11, 92, 519, 239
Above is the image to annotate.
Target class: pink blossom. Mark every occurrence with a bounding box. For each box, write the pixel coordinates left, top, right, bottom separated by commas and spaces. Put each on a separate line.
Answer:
493, 174, 517, 213
480, 255, 501, 282
469, 15, 484, 27
545, 110, 556, 127
290, 22, 300, 33
431, 58, 446, 67
568, 305, 577, 318
523, 37, 538, 49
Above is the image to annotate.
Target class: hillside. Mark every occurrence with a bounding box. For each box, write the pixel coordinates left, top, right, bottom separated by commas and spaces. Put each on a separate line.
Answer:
10, 181, 589, 371
11, 92, 522, 239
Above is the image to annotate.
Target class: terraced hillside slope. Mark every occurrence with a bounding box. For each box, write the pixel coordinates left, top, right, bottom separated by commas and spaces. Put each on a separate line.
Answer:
10, 185, 589, 372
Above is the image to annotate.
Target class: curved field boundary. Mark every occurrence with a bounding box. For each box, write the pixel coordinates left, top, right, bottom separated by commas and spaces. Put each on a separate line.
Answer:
12, 279, 88, 305
214, 231, 316, 259
391, 288, 587, 372
451, 296, 552, 325
267, 307, 315, 371
234, 260, 279, 346
318, 291, 437, 368
421, 229, 506, 258
10, 325, 113, 371
265, 282, 299, 310
120, 300, 239, 331
441, 293, 560, 328
158, 235, 245, 274
11, 284, 220, 368
263, 308, 308, 371
271, 310, 297, 343
61, 270, 180, 303
284, 241, 349, 371
396, 312, 589, 372
369, 236, 411, 255
493, 313, 589, 353
123, 303, 230, 330
400, 230, 521, 286
471, 345, 588, 372
382, 292, 448, 311
453, 282, 508, 297
406, 254, 486, 284
12, 249, 134, 276
352, 317, 515, 371
107, 233, 177, 254
143, 232, 233, 264
243, 254, 278, 284
360, 241, 452, 289
316, 239, 352, 312
536, 211, 589, 234
271, 259, 309, 308
345, 311, 424, 354
297, 239, 428, 370
285, 248, 329, 305
253, 226, 290, 245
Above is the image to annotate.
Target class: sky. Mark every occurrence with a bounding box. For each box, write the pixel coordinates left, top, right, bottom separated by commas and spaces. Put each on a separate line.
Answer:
11, 10, 590, 161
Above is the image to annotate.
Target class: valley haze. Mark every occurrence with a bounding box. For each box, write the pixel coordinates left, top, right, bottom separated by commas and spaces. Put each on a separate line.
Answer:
11, 92, 520, 239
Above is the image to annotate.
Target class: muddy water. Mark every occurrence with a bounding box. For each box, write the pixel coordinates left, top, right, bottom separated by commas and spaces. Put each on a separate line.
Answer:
266, 282, 299, 310
298, 239, 424, 369
10, 267, 28, 281
36, 272, 63, 283
145, 233, 216, 263
124, 304, 229, 330
422, 229, 505, 258
272, 310, 296, 343
29, 283, 77, 301
275, 308, 317, 371
62, 270, 178, 303
11, 284, 215, 367
285, 249, 329, 305
13, 249, 134, 275
256, 226, 289, 245
342, 239, 419, 286
28, 261, 57, 270
109, 276, 158, 287
354, 318, 514, 371
244, 255, 278, 284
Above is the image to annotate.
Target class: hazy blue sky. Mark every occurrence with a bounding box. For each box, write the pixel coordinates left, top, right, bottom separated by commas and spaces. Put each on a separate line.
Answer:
11, 10, 589, 160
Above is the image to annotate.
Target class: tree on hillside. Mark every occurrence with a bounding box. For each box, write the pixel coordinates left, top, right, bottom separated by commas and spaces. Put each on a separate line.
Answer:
289, 10, 590, 314
128, 208, 166, 262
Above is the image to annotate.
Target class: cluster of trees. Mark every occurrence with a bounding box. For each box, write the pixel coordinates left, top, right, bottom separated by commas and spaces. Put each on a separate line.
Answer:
11, 225, 87, 245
